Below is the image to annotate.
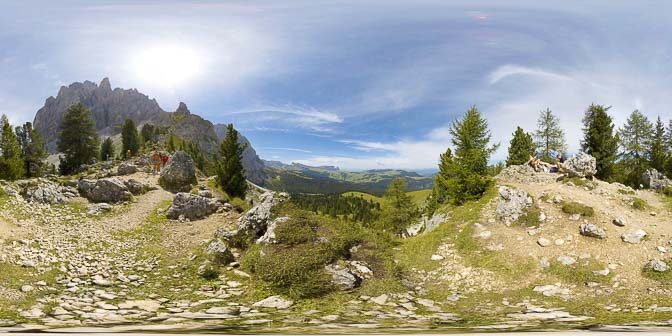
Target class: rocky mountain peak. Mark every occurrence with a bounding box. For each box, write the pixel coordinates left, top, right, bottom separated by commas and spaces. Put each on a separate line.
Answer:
175, 102, 191, 115
99, 77, 112, 91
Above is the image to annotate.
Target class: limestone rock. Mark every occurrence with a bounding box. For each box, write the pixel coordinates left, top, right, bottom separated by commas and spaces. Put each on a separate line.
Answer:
648, 259, 670, 272
252, 296, 293, 309
621, 229, 647, 244
204, 239, 234, 265
643, 168, 672, 191
579, 223, 606, 239
158, 151, 197, 193
324, 263, 362, 290
166, 192, 222, 220
117, 163, 138, 176
79, 177, 132, 203
495, 186, 532, 223
563, 152, 597, 178
123, 179, 151, 195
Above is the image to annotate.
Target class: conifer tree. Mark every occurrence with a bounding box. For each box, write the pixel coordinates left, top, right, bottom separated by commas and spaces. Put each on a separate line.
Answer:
57, 103, 99, 175
618, 110, 653, 188
376, 178, 416, 234
140, 123, 157, 146
581, 104, 619, 180
15, 122, 47, 178
506, 126, 534, 166
100, 137, 114, 161
167, 134, 177, 152
216, 124, 247, 198
433, 148, 454, 205
534, 108, 566, 162
121, 118, 139, 157
648, 117, 668, 173
666, 120, 672, 177
0, 115, 24, 181
439, 106, 498, 205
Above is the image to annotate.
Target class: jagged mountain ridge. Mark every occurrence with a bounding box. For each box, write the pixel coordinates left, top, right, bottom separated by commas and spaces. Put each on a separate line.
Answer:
32, 78, 265, 184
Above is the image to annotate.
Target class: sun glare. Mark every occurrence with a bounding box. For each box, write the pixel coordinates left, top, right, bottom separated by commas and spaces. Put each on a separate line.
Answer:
129, 44, 205, 89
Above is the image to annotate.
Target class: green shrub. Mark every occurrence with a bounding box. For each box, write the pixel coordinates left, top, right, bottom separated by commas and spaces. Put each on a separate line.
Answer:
663, 187, 672, 197
515, 206, 542, 227
632, 197, 648, 210
618, 188, 635, 195
561, 201, 594, 217
274, 215, 317, 246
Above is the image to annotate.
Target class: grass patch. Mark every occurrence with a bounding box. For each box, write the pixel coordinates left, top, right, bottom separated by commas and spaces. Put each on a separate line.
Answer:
546, 259, 611, 284
642, 260, 672, 286
631, 197, 648, 210
0, 263, 60, 320
618, 188, 635, 195
406, 189, 432, 206
514, 206, 541, 227
562, 176, 596, 190
561, 201, 594, 217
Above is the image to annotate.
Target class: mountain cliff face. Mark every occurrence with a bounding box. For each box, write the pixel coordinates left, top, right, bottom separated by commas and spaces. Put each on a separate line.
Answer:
32, 78, 266, 184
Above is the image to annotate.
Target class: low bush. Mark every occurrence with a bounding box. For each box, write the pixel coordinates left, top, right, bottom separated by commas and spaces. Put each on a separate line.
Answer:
631, 197, 648, 210
274, 215, 317, 246
561, 201, 594, 217
663, 187, 672, 197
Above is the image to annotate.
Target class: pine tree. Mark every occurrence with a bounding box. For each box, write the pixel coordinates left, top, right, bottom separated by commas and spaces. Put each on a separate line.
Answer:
121, 118, 139, 157
433, 148, 454, 205
57, 103, 99, 175
100, 137, 114, 161
666, 120, 672, 177
15, 122, 47, 178
216, 124, 248, 198
618, 110, 653, 188
581, 104, 619, 180
648, 117, 668, 173
506, 126, 534, 166
0, 115, 24, 181
439, 106, 498, 205
534, 108, 567, 162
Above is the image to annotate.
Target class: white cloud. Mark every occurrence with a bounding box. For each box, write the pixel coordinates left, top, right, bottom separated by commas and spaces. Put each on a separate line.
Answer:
261, 147, 313, 153
487, 65, 572, 85
230, 104, 343, 132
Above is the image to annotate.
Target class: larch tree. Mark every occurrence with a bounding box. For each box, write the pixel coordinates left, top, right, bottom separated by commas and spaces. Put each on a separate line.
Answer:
618, 110, 653, 188
534, 108, 567, 162
100, 137, 115, 161
15, 122, 47, 178
121, 118, 140, 157
648, 117, 668, 173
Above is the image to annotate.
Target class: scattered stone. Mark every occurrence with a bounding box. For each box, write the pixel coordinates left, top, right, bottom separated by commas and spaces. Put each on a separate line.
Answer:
537, 237, 551, 247
648, 259, 670, 272
431, 254, 444, 261
124, 179, 151, 195
370, 294, 389, 305
87, 202, 112, 216
557, 255, 576, 266
252, 296, 293, 309
613, 218, 626, 227
621, 229, 647, 244
533, 285, 570, 299
579, 223, 607, 239
324, 263, 362, 290
20, 285, 34, 292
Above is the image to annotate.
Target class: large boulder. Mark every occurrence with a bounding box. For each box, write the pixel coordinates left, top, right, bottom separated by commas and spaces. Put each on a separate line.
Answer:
166, 192, 222, 220
117, 163, 138, 176
495, 186, 532, 223
643, 168, 672, 191
563, 152, 597, 178
204, 239, 235, 265
79, 178, 132, 203
325, 263, 362, 290
621, 229, 647, 244
158, 151, 197, 193
123, 179, 152, 195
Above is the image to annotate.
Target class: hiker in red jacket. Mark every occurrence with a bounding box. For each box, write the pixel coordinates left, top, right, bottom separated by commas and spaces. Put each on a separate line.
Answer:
162, 153, 169, 167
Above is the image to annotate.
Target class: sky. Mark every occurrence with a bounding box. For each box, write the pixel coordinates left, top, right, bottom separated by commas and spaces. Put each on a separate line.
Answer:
1, 0, 671, 171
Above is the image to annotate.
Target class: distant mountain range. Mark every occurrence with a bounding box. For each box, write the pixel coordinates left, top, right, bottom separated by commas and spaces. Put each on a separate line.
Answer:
32, 78, 434, 193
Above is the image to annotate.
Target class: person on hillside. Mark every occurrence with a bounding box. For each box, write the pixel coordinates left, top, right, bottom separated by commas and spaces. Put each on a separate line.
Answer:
126, 149, 132, 160
162, 152, 169, 167
151, 151, 161, 174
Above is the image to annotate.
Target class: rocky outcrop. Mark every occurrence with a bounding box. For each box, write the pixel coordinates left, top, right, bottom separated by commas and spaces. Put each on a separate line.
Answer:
166, 193, 222, 220
256, 216, 290, 244
16, 179, 78, 204
495, 186, 532, 223
563, 152, 597, 178
325, 263, 362, 290
218, 192, 288, 240
579, 223, 606, 239
78, 178, 132, 203
405, 212, 449, 237
648, 259, 670, 272
204, 239, 235, 265
643, 168, 672, 191
159, 151, 197, 193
